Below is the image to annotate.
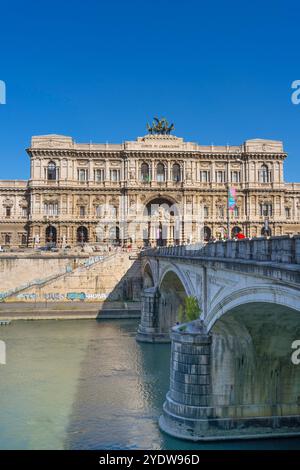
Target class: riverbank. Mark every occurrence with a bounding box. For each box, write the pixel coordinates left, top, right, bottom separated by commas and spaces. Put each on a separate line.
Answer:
0, 301, 141, 320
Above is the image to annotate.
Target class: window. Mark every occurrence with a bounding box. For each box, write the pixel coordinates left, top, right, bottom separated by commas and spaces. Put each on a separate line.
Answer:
110, 169, 120, 182
260, 203, 272, 217
259, 165, 270, 183
77, 226, 88, 243
141, 163, 150, 182
96, 205, 104, 217
203, 226, 212, 241
203, 206, 209, 218
216, 171, 226, 183
5, 207, 11, 217
234, 206, 239, 218
94, 169, 105, 182
285, 207, 291, 219
44, 203, 58, 216
218, 206, 224, 218
21, 207, 27, 218
157, 163, 165, 182
47, 162, 57, 181
231, 171, 240, 183
200, 171, 210, 183
78, 169, 88, 181
4, 234, 11, 245
172, 164, 181, 182
79, 206, 86, 217
21, 233, 27, 245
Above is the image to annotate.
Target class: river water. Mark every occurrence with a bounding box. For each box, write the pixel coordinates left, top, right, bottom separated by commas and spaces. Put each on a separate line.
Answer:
0, 319, 299, 450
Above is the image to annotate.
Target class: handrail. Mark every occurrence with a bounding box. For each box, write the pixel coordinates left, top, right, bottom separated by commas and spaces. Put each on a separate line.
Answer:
141, 235, 300, 265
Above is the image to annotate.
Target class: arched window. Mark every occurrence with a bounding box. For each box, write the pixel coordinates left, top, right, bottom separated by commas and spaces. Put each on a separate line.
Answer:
232, 226, 242, 237
172, 164, 181, 182
77, 226, 88, 244
45, 225, 57, 244
141, 163, 150, 182
203, 226, 211, 241
157, 163, 165, 182
47, 161, 57, 181
259, 164, 270, 183
109, 225, 120, 244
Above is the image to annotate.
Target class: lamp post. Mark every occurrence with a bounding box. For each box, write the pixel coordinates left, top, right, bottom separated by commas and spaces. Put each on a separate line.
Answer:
227, 186, 231, 240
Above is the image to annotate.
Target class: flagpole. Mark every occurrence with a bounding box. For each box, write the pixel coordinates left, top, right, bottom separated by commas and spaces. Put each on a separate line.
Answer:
227, 185, 231, 240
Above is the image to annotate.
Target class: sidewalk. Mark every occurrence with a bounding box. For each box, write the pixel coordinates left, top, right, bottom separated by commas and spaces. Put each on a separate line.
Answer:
0, 301, 141, 320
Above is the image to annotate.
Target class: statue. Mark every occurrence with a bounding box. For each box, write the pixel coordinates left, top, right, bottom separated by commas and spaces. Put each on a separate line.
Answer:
146, 117, 175, 135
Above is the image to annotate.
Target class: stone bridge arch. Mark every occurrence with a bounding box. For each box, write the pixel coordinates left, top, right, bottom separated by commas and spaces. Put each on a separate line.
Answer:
205, 283, 300, 332
137, 264, 192, 343
208, 301, 300, 428
158, 268, 190, 337
142, 262, 155, 288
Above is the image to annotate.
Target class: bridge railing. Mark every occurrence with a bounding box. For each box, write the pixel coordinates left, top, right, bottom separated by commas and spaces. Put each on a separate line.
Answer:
141, 235, 300, 265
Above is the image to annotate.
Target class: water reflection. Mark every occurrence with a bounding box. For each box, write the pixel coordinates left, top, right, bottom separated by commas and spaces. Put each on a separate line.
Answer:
0, 319, 299, 449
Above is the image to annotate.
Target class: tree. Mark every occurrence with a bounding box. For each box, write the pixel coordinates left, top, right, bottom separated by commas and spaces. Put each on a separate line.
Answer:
178, 296, 201, 323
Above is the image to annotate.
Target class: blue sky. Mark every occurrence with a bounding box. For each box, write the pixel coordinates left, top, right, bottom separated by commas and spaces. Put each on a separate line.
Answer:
0, 0, 300, 181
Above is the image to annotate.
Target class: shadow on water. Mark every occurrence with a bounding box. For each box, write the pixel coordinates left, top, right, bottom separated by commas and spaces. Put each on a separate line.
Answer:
64, 319, 300, 450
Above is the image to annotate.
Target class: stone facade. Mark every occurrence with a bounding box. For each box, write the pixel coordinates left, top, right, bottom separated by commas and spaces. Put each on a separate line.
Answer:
1, 132, 300, 247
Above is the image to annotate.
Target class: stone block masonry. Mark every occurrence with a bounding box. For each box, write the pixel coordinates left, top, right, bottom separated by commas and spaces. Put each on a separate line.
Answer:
0, 252, 142, 317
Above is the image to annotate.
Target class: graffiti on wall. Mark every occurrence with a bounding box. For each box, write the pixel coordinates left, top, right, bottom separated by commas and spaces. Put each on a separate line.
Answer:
12, 292, 109, 301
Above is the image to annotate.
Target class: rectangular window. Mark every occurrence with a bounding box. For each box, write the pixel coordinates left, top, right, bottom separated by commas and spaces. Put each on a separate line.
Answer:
285, 207, 291, 218
231, 171, 240, 183
79, 206, 86, 217
218, 206, 224, 218
21, 233, 27, 245
215, 171, 226, 183
234, 206, 239, 217
203, 206, 209, 218
5, 207, 11, 217
96, 205, 103, 217
21, 207, 27, 218
44, 204, 58, 216
78, 169, 88, 181
4, 234, 11, 245
200, 171, 210, 183
260, 204, 272, 217
94, 169, 105, 182
110, 169, 120, 182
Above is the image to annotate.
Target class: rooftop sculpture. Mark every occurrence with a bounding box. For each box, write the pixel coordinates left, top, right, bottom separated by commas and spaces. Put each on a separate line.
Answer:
146, 117, 175, 135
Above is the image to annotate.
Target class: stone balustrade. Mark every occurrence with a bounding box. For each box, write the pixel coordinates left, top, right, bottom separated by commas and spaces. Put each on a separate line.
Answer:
141, 235, 300, 265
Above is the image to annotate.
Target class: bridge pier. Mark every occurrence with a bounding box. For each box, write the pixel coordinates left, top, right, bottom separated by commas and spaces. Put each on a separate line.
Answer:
159, 323, 213, 438
160, 321, 300, 441
136, 287, 171, 343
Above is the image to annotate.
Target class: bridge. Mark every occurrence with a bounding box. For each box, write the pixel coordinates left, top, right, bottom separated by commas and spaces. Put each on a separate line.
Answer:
137, 236, 300, 440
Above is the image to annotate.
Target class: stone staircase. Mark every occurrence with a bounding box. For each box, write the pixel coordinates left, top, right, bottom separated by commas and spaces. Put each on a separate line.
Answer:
6, 251, 142, 303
